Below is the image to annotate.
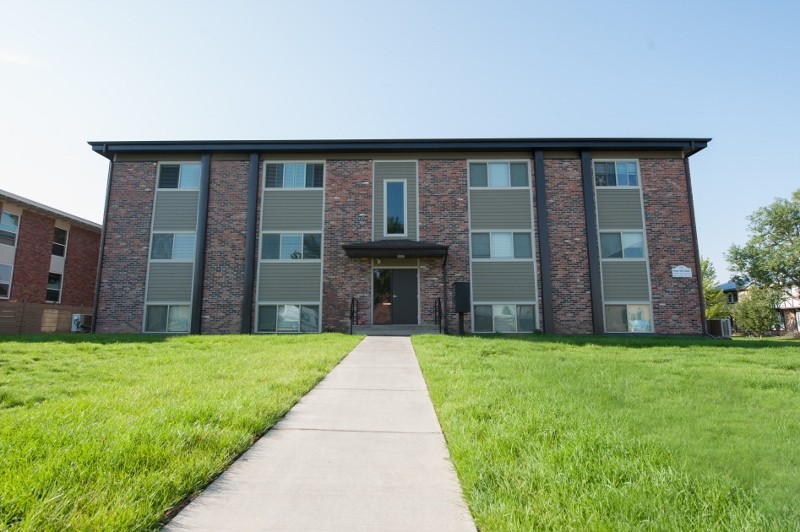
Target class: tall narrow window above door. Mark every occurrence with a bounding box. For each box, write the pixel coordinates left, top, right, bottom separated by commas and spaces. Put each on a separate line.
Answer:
385, 180, 406, 236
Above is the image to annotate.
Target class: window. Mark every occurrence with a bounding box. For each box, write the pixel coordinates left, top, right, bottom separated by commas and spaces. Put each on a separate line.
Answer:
471, 232, 532, 259
594, 161, 639, 187
0, 264, 12, 298
46, 273, 62, 303
52, 227, 68, 257
385, 180, 406, 235
469, 162, 528, 187
158, 163, 201, 189
265, 163, 324, 188
727, 292, 738, 304
261, 233, 321, 260
0, 211, 19, 247
605, 304, 652, 333
145, 304, 190, 332
257, 304, 319, 333
151, 233, 195, 260
474, 304, 536, 333
600, 232, 644, 259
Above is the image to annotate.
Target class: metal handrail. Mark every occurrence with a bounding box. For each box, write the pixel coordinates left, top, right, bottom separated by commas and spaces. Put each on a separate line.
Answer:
349, 297, 359, 335
434, 297, 443, 334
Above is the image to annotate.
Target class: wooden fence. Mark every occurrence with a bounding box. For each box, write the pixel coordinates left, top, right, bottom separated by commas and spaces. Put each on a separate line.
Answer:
0, 301, 92, 334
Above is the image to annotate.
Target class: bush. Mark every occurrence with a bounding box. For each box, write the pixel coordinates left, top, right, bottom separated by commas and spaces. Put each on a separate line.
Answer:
731, 287, 781, 336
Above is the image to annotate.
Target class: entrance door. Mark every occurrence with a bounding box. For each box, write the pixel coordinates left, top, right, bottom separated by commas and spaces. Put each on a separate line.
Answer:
373, 269, 418, 325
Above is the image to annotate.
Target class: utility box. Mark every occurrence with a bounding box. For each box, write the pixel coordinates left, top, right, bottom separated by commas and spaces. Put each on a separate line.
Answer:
453, 282, 471, 313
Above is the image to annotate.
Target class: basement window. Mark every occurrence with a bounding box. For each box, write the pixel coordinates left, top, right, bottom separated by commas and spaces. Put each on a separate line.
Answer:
145, 304, 190, 333
257, 304, 320, 333
605, 304, 652, 333
473, 304, 535, 333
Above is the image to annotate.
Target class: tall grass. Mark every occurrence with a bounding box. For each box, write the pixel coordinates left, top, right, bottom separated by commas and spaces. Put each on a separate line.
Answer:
414, 335, 800, 530
0, 333, 361, 531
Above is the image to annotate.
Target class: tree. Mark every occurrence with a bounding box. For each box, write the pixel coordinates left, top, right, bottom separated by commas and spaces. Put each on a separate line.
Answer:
700, 256, 729, 319
727, 189, 800, 296
730, 286, 781, 336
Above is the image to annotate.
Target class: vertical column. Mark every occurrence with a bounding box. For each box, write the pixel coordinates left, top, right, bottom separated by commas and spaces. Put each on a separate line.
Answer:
190, 153, 211, 334
580, 150, 604, 334
534, 150, 553, 334
241, 153, 259, 333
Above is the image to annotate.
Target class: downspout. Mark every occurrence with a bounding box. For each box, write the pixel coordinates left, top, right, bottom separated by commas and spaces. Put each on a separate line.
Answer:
684, 154, 708, 335
91, 150, 113, 332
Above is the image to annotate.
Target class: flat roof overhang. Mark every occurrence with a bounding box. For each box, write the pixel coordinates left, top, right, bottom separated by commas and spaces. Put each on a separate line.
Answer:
343, 240, 448, 259
88, 137, 711, 160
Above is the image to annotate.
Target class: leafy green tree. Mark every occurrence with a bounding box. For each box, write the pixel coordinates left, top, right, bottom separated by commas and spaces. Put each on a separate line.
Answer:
730, 286, 781, 336
727, 189, 800, 296
700, 257, 729, 319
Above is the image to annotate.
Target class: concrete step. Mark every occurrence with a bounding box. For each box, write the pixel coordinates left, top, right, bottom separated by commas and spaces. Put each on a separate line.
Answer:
352, 324, 442, 336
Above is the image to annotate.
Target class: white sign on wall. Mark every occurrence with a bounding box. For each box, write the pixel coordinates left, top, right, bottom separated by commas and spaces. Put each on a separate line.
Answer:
671, 265, 693, 278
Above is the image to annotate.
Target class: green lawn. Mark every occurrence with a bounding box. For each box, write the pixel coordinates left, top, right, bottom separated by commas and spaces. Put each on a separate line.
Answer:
0, 333, 361, 531
414, 335, 800, 530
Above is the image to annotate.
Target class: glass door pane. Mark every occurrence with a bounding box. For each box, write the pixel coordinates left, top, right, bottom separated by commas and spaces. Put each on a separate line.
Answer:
373, 269, 392, 325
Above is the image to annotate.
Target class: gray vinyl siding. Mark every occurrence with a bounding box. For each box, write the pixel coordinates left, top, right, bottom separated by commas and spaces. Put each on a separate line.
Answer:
472, 262, 536, 301
261, 190, 324, 231
152, 191, 199, 231
601, 261, 650, 300
374, 161, 417, 240
596, 189, 644, 229
469, 190, 532, 229
258, 263, 322, 301
146, 263, 194, 301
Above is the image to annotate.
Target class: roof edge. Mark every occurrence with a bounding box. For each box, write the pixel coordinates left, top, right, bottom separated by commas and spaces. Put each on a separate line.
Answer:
0, 189, 102, 231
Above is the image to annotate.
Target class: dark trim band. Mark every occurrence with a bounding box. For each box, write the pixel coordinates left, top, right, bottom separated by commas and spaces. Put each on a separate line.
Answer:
241, 153, 259, 333
581, 150, 605, 334
534, 150, 554, 334
684, 157, 707, 334
190, 153, 211, 334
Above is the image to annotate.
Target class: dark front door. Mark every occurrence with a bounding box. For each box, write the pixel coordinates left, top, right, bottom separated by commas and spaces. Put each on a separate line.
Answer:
373, 269, 418, 325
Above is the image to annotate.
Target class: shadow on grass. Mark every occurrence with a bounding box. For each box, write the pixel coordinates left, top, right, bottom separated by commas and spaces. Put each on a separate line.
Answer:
453, 333, 800, 352
0, 333, 174, 345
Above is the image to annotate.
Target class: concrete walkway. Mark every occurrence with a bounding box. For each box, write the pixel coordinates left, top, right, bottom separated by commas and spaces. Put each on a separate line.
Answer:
166, 336, 476, 531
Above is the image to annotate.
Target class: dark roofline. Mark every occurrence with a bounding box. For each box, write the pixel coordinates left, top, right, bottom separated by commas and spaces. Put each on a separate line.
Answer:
89, 137, 711, 160
0, 188, 101, 232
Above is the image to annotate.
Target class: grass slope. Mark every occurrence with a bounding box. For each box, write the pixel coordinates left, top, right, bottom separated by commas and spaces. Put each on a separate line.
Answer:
414, 335, 800, 530
0, 333, 361, 531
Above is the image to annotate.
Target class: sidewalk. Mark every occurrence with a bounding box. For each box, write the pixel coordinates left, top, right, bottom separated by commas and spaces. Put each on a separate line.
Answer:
166, 336, 476, 531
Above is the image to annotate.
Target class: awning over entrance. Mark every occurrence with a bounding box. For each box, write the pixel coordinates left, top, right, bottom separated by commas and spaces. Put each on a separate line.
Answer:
343, 239, 448, 258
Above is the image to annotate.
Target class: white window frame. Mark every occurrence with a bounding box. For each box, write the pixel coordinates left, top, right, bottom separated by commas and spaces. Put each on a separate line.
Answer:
143, 303, 192, 333
383, 179, 408, 237
259, 232, 323, 262
156, 161, 202, 190
593, 159, 641, 189
470, 231, 534, 261
256, 302, 322, 333
46, 272, 63, 304
598, 230, 647, 261
51, 226, 69, 258
471, 302, 538, 333
262, 161, 325, 190
468, 160, 531, 189
149, 232, 196, 262
0, 210, 20, 248
603, 302, 654, 333
0, 263, 13, 299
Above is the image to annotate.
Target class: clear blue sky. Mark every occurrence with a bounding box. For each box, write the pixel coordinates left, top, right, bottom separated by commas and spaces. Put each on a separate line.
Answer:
1, 0, 797, 281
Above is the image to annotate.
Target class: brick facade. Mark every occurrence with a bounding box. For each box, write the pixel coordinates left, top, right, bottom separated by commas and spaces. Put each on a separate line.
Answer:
322, 160, 373, 331
10, 210, 54, 303
544, 159, 594, 334
641, 158, 703, 335
201, 158, 251, 333
418, 159, 471, 333
95, 161, 156, 332
61, 225, 100, 307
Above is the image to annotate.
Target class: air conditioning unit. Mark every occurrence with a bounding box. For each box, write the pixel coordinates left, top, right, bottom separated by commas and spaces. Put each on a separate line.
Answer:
71, 314, 93, 332
706, 318, 732, 338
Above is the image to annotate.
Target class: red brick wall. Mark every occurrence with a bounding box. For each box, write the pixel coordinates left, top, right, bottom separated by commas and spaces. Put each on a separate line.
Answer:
322, 160, 373, 332
418, 159, 471, 333
641, 158, 703, 334
95, 161, 156, 333
544, 159, 594, 334
201, 158, 250, 333
61, 225, 100, 307
11, 210, 54, 303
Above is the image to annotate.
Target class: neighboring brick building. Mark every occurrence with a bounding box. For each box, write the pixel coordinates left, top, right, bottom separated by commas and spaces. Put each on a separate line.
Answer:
89, 138, 709, 335
0, 189, 101, 333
